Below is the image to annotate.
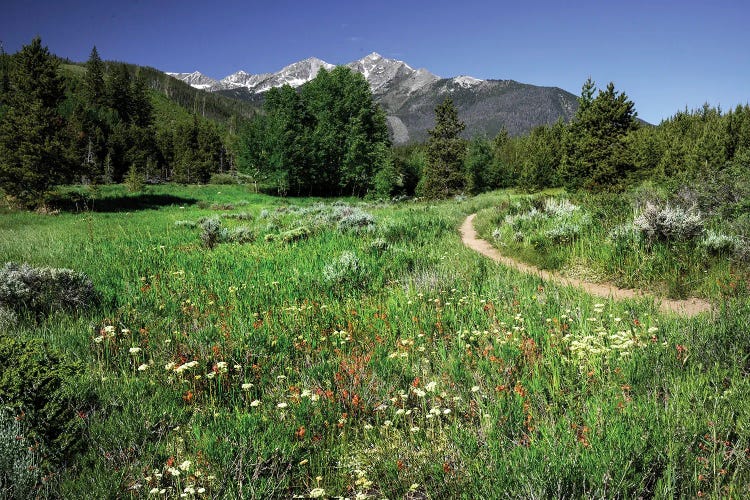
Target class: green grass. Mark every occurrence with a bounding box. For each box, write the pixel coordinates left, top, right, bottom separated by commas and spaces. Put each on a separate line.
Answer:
1, 185, 749, 498
473, 193, 747, 300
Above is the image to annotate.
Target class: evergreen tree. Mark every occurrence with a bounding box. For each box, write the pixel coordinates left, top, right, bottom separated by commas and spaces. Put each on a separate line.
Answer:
0, 37, 68, 206
464, 136, 492, 194
419, 98, 466, 198
561, 80, 638, 191
83, 46, 105, 107
106, 63, 132, 123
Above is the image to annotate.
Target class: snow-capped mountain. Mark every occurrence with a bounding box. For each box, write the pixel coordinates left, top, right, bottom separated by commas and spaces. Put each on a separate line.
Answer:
169, 53, 437, 96
168, 54, 579, 144
165, 71, 219, 90
345, 52, 439, 94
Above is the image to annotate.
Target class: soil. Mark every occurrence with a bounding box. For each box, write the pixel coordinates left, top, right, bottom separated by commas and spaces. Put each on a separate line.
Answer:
460, 214, 713, 318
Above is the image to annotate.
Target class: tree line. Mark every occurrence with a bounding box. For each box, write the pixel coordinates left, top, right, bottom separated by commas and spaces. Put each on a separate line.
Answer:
0, 37, 230, 207
414, 78, 750, 199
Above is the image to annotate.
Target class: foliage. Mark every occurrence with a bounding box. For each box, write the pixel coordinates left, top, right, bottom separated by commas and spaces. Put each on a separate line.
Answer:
633, 202, 705, 243
0, 37, 68, 207
562, 79, 639, 191
0, 335, 91, 467
238, 67, 391, 197
0, 262, 98, 315
419, 98, 467, 198
0, 408, 43, 499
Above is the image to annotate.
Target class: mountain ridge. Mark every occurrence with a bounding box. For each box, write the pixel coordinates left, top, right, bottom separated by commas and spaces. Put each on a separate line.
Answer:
168, 52, 579, 143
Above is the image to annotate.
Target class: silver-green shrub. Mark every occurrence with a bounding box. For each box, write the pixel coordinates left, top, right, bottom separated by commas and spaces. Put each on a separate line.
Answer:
633, 202, 704, 243
0, 262, 97, 314
701, 230, 740, 255
323, 252, 366, 288
0, 408, 42, 498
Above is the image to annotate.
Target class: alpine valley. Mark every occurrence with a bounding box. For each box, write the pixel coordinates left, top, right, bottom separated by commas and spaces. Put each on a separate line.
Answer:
168, 52, 578, 144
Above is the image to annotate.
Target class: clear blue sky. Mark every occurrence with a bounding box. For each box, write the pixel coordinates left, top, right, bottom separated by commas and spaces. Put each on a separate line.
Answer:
3, 0, 748, 124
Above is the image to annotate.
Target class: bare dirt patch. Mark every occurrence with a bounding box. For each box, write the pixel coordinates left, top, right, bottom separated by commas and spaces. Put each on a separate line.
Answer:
460, 214, 712, 317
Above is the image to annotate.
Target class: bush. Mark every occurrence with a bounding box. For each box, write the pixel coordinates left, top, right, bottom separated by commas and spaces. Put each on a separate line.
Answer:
200, 217, 223, 249
280, 226, 310, 244
0, 407, 42, 498
0, 307, 17, 330
0, 336, 92, 467
334, 206, 376, 233
220, 212, 253, 221
0, 263, 98, 316
543, 198, 579, 217
174, 220, 198, 229
544, 223, 581, 244
227, 226, 255, 244
209, 173, 238, 185
633, 202, 704, 243
701, 230, 740, 256
323, 252, 366, 289
369, 238, 389, 254
607, 223, 643, 248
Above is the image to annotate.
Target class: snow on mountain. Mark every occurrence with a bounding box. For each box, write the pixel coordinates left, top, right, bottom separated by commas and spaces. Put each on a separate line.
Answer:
346, 52, 439, 94
453, 75, 484, 88
165, 71, 219, 90
220, 70, 272, 91
253, 57, 334, 93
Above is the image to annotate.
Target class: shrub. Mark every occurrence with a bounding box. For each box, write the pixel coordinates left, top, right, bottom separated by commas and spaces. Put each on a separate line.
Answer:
174, 220, 198, 229
280, 226, 310, 244
220, 212, 253, 221
369, 238, 389, 254
227, 226, 255, 244
124, 164, 144, 193
0, 407, 42, 497
608, 223, 643, 248
209, 202, 235, 211
0, 336, 93, 467
200, 217, 223, 249
543, 198, 579, 218
633, 202, 704, 243
0, 263, 98, 315
209, 173, 238, 185
544, 223, 581, 244
0, 307, 17, 330
335, 207, 376, 233
701, 230, 740, 256
323, 252, 366, 289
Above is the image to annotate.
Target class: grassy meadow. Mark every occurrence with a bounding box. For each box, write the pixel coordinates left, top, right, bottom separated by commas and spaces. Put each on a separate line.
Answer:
1, 184, 749, 498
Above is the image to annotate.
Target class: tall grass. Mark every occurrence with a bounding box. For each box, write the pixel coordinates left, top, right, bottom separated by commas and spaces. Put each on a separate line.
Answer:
0, 184, 748, 498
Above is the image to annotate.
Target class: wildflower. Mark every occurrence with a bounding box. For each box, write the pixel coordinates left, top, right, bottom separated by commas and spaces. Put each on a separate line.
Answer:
241, 383, 253, 390
103, 325, 116, 334
129, 347, 142, 354
216, 361, 228, 372
167, 467, 180, 477
165, 362, 176, 371
277, 402, 288, 408
197, 488, 205, 494
471, 386, 480, 393
138, 364, 149, 372
149, 488, 160, 495
309, 488, 326, 498
94, 336, 104, 343
443, 408, 452, 415
250, 400, 261, 407
206, 372, 215, 379
410, 426, 420, 433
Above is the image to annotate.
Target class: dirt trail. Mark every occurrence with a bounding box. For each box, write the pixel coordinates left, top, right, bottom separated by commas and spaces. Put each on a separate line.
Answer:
460, 214, 713, 317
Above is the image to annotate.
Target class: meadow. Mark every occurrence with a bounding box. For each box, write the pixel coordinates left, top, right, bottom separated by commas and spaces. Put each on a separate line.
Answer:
1, 184, 749, 498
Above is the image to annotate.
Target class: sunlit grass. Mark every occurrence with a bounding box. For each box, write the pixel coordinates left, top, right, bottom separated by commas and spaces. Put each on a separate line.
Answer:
1, 184, 748, 498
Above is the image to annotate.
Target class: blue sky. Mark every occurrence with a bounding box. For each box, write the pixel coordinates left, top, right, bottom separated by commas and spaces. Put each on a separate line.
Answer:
2, 0, 748, 124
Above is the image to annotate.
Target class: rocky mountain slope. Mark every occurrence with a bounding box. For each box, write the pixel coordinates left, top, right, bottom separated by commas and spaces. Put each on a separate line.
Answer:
169, 53, 578, 143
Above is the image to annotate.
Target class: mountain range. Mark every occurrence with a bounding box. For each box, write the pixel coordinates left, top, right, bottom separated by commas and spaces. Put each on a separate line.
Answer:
168, 53, 579, 144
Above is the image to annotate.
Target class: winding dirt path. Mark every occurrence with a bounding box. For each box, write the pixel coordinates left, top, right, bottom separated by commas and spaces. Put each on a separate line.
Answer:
460, 214, 713, 317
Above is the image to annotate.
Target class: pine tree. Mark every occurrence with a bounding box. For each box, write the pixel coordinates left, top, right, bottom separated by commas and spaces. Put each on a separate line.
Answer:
83, 46, 105, 107
561, 80, 638, 191
419, 98, 466, 198
465, 137, 492, 194
0, 37, 68, 207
